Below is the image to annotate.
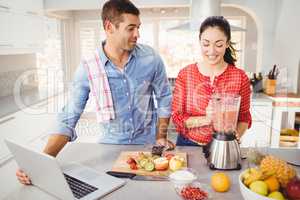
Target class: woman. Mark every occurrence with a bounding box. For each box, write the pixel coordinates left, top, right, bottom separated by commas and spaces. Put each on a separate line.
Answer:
171, 16, 252, 146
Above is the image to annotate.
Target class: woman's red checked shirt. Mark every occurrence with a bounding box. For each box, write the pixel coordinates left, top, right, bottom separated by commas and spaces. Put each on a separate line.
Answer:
171, 63, 252, 145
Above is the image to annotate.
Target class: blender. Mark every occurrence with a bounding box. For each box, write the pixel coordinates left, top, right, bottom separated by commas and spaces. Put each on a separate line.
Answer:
207, 93, 242, 170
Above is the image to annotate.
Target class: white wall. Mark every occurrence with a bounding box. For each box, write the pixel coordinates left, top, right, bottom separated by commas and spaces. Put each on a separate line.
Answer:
222, 0, 281, 73
221, 6, 257, 72
44, 0, 190, 11
273, 0, 300, 93
222, 0, 300, 92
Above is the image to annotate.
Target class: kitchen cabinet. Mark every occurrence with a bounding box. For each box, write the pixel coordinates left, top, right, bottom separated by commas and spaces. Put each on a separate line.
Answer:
0, 0, 43, 13
0, 0, 45, 55
0, 0, 12, 8
241, 99, 273, 147
0, 8, 14, 48
14, 13, 45, 49
12, 0, 43, 14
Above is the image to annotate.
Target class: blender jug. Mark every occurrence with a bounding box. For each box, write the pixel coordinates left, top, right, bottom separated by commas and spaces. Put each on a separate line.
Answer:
211, 93, 241, 135
207, 93, 242, 170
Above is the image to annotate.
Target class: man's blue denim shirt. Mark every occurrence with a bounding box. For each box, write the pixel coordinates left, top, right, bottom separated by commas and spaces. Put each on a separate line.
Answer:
50, 43, 172, 144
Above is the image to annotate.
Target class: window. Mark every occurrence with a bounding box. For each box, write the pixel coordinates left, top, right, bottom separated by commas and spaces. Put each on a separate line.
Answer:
139, 21, 155, 47
37, 17, 64, 95
227, 17, 246, 68
79, 21, 105, 57
159, 20, 201, 78
77, 17, 246, 78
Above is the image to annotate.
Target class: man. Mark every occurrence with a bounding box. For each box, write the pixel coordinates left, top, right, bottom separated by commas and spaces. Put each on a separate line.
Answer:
17, 0, 173, 185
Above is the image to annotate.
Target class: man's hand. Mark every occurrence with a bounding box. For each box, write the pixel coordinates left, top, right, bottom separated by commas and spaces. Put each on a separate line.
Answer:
15, 134, 69, 185
156, 138, 175, 150
16, 169, 31, 185
155, 117, 175, 150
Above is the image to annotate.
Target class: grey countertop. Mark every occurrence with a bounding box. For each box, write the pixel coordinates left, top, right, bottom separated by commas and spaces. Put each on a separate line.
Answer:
251, 92, 273, 106
2, 143, 299, 200
2, 143, 296, 200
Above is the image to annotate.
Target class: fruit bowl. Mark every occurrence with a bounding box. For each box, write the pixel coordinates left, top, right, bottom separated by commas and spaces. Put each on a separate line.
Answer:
174, 181, 214, 200
239, 170, 275, 200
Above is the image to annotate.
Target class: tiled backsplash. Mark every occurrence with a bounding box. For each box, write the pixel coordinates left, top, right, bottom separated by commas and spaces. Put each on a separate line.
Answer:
0, 69, 38, 98
0, 54, 38, 98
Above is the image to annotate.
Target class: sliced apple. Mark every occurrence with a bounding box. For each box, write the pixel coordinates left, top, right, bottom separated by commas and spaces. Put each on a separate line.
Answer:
153, 157, 169, 171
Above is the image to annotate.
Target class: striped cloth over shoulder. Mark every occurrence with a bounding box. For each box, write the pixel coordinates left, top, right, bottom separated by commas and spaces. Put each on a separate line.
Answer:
82, 51, 115, 123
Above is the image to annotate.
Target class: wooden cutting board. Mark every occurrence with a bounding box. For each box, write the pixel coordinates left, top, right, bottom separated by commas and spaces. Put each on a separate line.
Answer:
112, 151, 188, 177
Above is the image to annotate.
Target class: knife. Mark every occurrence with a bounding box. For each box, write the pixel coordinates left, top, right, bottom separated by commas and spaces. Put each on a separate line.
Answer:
106, 171, 169, 181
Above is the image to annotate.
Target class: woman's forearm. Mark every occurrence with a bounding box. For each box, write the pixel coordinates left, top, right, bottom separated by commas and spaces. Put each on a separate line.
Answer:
236, 122, 249, 139
184, 116, 211, 128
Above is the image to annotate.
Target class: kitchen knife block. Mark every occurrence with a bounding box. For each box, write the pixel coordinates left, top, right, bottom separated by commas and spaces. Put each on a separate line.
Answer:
265, 79, 277, 95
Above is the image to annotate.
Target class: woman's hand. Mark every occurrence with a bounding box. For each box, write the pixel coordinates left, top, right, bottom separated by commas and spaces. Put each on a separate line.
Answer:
184, 116, 212, 128
235, 122, 249, 143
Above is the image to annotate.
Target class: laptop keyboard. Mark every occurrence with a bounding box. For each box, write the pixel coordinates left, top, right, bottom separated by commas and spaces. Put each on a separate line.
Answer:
63, 173, 98, 199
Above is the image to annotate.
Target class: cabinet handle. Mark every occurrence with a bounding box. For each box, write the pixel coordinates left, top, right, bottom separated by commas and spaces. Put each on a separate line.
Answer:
0, 5, 10, 12
26, 11, 38, 16
0, 44, 13, 47
28, 43, 38, 47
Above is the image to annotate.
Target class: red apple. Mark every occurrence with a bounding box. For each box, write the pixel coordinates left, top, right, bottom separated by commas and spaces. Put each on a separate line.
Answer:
286, 177, 300, 200
164, 153, 175, 161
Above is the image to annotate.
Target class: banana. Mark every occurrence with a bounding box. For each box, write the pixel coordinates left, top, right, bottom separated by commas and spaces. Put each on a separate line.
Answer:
242, 168, 263, 186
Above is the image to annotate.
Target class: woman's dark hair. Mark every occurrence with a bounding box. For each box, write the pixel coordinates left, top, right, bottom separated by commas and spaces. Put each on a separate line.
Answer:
199, 16, 237, 65
101, 0, 140, 28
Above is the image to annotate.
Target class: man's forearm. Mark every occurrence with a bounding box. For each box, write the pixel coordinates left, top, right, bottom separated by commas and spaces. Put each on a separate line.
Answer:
43, 134, 69, 157
156, 117, 170, 139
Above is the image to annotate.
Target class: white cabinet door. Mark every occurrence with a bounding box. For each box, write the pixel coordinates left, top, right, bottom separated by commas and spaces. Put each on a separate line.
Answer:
240, 103, 273, 147
10, 0, 43, 13
0, 8, 14, 51
0, 0, 12, 8
1, 12, 45, 54
241, 121, 271, 147
24, 14, 45, 49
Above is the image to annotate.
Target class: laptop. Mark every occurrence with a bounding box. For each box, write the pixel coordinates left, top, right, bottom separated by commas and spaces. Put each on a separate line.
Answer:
268, 147, 300, 166
5, 139, 126, 200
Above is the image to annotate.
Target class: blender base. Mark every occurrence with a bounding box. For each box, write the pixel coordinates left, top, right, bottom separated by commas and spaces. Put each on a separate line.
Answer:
208, 163, 241, 170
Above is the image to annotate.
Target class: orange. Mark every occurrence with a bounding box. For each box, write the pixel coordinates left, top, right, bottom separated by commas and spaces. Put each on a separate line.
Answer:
264, 176, 280, 192
211, 172, 231, 192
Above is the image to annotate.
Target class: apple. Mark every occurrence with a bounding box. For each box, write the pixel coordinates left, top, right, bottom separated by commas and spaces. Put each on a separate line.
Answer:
164, 153, 175, 161
153, 157, 169, 171
249, 181, 268, 196
286, 177, 300, 200
169, 156, 184, 171
268, 191, 285, 200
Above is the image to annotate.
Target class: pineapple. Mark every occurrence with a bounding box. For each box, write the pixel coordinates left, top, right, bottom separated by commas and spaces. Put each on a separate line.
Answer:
260, 155, 297, 187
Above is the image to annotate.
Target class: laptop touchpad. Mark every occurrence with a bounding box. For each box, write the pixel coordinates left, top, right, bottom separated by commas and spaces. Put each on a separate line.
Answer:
77, 170, 99, 181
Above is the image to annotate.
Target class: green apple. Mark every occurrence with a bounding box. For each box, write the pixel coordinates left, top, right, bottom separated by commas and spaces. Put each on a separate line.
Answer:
268, 191, 285, 200
249, 181, 268, 196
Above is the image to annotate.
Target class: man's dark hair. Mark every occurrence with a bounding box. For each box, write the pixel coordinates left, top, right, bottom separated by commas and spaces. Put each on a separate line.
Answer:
101, 0, 140, 28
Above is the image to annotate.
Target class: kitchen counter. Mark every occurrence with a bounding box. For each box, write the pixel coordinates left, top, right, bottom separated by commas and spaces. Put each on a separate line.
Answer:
0, 143, 278, 200
251, 93, 273, 106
